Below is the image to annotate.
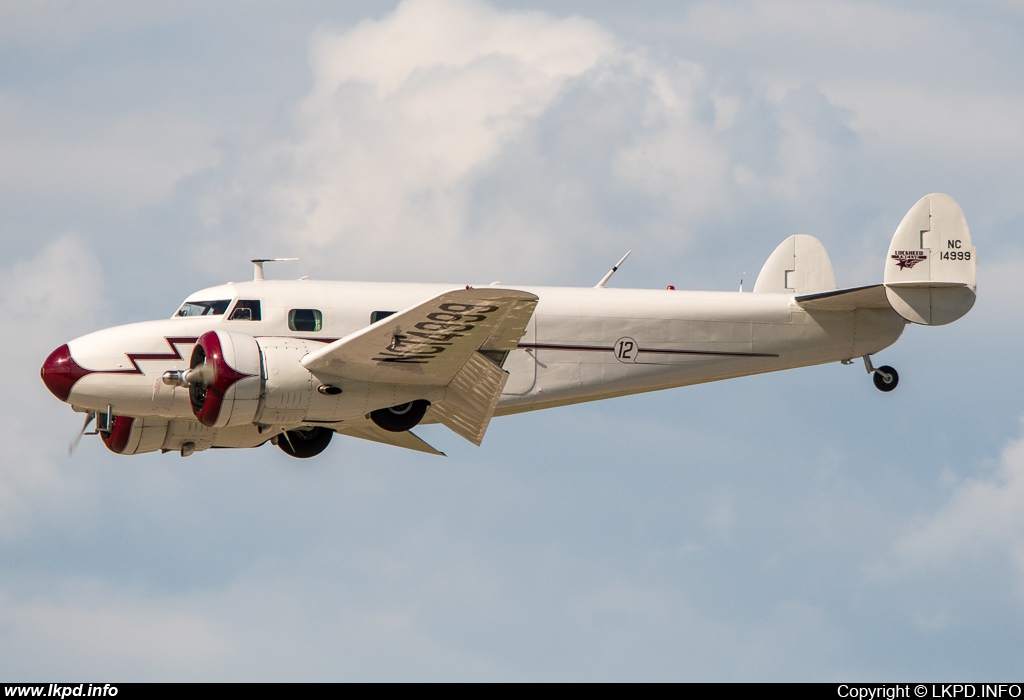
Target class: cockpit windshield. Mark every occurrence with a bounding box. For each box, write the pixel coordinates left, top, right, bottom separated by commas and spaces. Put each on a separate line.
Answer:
174, 300, 231, 318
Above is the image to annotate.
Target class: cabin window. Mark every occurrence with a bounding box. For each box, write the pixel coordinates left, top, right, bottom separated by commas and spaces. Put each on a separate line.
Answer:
175, 300, 230, 317
228, 300, 262, 321
370, 310, 396, 324
289, 309, 323, 332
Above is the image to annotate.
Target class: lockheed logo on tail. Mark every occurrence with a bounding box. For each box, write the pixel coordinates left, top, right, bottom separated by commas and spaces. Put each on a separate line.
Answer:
891, 250, 927, 270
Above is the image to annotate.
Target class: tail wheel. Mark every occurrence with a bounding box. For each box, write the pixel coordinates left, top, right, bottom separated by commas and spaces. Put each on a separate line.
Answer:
278, 426, 333, 458
370, 399, 430, 432
873, 365, 899, 392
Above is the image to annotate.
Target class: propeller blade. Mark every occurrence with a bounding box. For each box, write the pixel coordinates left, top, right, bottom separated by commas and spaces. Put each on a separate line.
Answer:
68, 412, 95, 457
280, 430, 296, 454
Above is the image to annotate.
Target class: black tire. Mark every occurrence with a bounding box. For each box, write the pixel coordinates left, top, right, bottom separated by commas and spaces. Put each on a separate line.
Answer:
872, 365, 899, 392
278, 426, 334, 458
370, 399, 430, 432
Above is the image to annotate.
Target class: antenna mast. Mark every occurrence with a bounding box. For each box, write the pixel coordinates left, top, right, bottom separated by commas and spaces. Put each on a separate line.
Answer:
251, 258, 299, 281
595, 250, 632, 288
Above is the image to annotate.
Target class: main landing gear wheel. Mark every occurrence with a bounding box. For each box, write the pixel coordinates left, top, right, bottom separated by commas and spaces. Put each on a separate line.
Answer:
370, 399, 430, 432
872, 365, 899, 392
278, 426, 334, 458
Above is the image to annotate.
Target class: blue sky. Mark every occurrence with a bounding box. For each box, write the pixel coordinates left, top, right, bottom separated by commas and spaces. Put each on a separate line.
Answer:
2, 0, 1023, 680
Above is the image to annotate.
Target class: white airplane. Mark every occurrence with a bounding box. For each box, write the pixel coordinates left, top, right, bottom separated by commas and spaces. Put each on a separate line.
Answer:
41, 193, 976, 459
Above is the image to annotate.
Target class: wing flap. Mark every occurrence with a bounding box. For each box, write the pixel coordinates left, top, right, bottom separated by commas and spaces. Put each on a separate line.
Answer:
429, 351, 508, 446
795, 284, 891, 311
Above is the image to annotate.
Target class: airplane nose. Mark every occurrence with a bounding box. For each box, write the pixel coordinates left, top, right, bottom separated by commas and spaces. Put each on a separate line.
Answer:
40, 344, 91, 402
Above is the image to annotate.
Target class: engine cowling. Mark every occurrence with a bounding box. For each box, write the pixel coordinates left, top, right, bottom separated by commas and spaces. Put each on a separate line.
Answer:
101, 415, 169, 455
186, 333, 436, 429
253, 337, 320, 425
252, 337, 434, 426
189, 330, 261, 428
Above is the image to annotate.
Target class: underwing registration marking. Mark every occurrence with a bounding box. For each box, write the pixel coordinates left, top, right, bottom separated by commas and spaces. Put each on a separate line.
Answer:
372, 301, 501, 364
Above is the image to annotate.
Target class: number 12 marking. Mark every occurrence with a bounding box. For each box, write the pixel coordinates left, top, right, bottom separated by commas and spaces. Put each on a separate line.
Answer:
614, 337, 638, 363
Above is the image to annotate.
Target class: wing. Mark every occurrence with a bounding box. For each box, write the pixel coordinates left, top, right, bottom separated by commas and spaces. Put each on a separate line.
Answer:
795, 284, 891, 311
302, 287, 539, 446
302, 287, 538, 383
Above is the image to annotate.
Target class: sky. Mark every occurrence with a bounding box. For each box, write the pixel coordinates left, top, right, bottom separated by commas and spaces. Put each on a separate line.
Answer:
2, 0, 1024, 681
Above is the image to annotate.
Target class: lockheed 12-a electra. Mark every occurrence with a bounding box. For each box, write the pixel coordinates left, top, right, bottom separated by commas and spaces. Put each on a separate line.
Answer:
41, 194, 976, 459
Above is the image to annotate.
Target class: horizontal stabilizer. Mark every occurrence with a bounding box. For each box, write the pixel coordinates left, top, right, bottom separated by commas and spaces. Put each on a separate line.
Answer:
795, 284, 890, 311
335, 424, 445, 456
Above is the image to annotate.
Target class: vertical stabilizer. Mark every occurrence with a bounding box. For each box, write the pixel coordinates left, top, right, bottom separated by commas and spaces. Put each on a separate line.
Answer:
884, 194, 976, 325
753, 234, 836, 295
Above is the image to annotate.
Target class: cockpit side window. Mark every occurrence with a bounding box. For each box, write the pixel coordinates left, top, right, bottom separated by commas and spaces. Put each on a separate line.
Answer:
288, 309, 323, 332
228, 300, 262, 321
175, 300, 230, 317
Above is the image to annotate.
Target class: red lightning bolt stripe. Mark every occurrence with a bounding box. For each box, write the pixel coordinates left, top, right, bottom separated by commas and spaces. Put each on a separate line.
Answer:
100, 336, 200, 375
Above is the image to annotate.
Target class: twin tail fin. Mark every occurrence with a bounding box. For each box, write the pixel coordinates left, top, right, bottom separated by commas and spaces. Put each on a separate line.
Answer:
882, 193, 976, 325
755, 194, 976, 327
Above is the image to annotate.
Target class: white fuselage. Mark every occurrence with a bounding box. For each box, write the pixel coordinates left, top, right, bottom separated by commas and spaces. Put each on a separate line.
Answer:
45, 279, 907, 454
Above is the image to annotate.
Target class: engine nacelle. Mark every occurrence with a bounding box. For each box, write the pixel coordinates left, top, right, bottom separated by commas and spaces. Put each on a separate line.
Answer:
252, 337, 437, 426
254, 337, 320, 425
101, 415, 169, 455
189, 330, 262, 428
187, 333, 437, 429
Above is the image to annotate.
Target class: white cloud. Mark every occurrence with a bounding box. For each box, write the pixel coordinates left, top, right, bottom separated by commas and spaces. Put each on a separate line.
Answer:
823, 82, 1024, 172
627, 0, 1024, 234
676, 0, 1013, 90
0, 236, 104, 539
202, 0, 880, 285
612, 58, 729, 214
891, 419, 1024, 594
0, 95, 220, 212
309, 0, 610, 99
208, 0, 616, 272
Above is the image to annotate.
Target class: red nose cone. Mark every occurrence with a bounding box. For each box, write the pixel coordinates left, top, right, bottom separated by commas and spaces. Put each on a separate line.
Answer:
40, 344, 91, 402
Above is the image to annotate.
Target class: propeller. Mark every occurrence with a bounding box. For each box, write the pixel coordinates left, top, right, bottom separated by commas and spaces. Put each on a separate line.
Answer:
184, 361, 215, 386
167, 331, 245, 427
279, 430, 296, 454
186, 355, 216, 414
68, 411, 95, 457
162, 353, 215, 390
161, 361, 214, 389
